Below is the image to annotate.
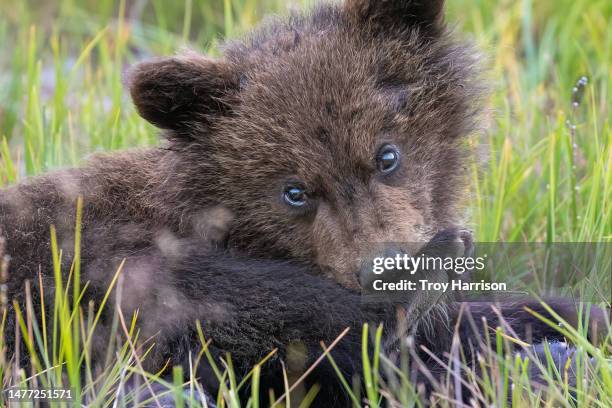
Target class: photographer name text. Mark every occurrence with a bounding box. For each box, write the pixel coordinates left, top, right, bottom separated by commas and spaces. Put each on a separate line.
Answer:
372, 279, 506, 292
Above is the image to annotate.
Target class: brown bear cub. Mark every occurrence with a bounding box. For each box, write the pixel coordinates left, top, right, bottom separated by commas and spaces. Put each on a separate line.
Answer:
0, 0, 604, 406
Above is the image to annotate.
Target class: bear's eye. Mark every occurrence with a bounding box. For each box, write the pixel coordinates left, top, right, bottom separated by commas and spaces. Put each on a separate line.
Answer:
376, 144, 401, 174
283, 185, 307, 207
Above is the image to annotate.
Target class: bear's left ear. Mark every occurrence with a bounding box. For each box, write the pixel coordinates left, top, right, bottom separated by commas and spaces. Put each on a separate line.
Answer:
345, 0, 445, 36
127, 51, 239, 136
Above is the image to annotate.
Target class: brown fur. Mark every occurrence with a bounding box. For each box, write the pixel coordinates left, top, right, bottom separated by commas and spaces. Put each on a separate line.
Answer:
1, 0, 483, 292
0, 4, 489, 399
1, 2, 607, 406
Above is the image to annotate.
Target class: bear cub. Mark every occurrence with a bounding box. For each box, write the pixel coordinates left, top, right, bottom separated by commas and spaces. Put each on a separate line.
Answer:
1, 0, 606, 406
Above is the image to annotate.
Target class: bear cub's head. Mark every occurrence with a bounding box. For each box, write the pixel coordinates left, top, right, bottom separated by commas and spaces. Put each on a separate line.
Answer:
128, 0, 483, 289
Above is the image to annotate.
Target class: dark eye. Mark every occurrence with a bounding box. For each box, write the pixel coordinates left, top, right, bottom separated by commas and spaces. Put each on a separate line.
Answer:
283, 185, 307, 207
376, 144, 401, 174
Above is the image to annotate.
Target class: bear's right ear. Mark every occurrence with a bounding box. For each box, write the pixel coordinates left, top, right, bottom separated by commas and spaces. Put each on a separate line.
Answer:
345, 0, 445, 36
127, 52, 239, 135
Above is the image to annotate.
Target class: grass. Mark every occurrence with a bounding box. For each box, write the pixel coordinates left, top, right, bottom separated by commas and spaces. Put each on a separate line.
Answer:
0, 0, 610, 406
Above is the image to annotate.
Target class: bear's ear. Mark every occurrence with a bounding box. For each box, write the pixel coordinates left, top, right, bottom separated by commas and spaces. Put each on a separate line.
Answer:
127, 51, 239, 134
345, 0, 445, 36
